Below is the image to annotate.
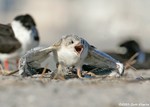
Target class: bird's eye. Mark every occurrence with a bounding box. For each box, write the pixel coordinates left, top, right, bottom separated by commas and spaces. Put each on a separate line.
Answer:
70, 40, 74, 44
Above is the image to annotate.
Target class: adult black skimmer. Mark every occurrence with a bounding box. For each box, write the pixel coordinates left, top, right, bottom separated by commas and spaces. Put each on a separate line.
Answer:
99, 39, 150, 70
0, 14, 40, 70
118, 40, 150, 69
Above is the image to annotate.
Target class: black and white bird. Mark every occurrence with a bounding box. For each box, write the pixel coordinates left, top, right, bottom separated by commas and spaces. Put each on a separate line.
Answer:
0, 14, 39, 69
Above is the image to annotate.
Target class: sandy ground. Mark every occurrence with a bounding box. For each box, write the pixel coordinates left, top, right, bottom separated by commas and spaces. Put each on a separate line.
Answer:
0, 69, 149, 107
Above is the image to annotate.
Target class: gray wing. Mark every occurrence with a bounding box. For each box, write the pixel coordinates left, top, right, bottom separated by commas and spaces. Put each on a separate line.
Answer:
85, 46, 118, 69
20, 46, 56, 64
0, 24, 21, 53
19, 46, 57, 75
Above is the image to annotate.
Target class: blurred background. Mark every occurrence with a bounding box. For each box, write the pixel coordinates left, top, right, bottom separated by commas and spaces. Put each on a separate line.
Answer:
0, 0, 150, 51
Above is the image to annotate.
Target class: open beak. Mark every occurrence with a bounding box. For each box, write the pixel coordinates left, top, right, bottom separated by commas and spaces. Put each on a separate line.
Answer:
74, 43, 83, 55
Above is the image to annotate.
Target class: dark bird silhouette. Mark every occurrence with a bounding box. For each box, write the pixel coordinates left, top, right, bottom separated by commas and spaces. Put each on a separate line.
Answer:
107, 40, 150, 69
82, 39, 150, 74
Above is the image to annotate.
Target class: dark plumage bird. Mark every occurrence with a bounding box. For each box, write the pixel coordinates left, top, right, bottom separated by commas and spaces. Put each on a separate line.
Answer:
0, 14, 40, 69
107, 40, 150, 69
119, 40, 150, 69
105, 40, 140, 62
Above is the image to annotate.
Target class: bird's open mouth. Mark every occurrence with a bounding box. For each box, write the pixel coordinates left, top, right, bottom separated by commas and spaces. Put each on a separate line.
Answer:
75, 43, 83, 55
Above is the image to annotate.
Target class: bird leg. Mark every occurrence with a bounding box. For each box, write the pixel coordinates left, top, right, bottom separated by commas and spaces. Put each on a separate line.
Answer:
0, 64, 4, 74
53, 62, 65, 80
77, 67, 82, 78
16, 59, 19, 69
4, 60, 9, 70
124, 53, 138, 70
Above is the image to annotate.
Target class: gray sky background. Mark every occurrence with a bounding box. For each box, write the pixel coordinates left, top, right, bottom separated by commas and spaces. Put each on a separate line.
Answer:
0, 0, 150, 51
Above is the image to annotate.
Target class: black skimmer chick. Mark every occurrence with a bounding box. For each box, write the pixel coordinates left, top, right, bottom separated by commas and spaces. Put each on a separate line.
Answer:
46, 35, 124, 78
18, 35, 124, 78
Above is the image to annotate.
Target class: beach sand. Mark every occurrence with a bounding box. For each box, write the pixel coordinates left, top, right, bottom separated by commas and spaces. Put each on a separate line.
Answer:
0, 69, 149, 107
